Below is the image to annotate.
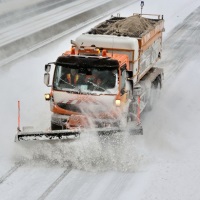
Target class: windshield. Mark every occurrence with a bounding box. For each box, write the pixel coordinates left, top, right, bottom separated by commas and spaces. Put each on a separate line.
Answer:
53, 65, 118, 94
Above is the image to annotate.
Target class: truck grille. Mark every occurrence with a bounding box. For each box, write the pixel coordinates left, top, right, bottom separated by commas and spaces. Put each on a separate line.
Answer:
57, 103, 81, 113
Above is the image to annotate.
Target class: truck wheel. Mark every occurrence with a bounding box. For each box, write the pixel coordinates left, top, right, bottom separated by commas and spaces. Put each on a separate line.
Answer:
127, 100, 136, 122
51, 122, 62, 130
146, 76, 161, 111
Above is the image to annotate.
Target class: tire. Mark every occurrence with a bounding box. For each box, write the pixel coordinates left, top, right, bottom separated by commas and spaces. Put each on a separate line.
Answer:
146, 76, 161, 111
128, 100, 136, 122
51, 122, 62, 130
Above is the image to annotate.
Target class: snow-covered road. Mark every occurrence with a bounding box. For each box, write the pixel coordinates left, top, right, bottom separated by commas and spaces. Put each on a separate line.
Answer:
1, 0, 200, 199
0, 0, 112, 46
0, 0, 138, 67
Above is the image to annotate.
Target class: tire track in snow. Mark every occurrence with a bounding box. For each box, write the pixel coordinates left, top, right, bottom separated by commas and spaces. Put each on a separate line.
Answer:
38, 168, 71, 200
0, 162, 23, 184
159, 7, 200, 83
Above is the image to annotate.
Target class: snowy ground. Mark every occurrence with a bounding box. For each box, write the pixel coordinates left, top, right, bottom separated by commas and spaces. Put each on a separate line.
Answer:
1, 0, 200, 199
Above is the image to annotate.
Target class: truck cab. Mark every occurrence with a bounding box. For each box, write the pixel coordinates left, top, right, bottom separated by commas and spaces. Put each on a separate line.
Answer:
44, 49, 133, 131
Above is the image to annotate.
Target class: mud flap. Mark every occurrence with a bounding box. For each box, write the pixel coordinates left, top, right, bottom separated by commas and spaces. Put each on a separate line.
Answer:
96, 127, 121, 135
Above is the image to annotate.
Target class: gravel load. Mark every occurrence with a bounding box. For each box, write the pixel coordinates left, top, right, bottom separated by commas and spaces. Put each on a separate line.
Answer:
88, 14, 158, 37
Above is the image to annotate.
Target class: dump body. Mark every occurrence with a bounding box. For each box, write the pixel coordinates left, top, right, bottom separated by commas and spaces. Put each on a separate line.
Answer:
75, 14, 164, 84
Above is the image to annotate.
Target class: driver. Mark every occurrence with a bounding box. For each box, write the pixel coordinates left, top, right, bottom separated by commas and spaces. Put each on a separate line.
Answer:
66, 69, 80, 85
96, 77, 103, 86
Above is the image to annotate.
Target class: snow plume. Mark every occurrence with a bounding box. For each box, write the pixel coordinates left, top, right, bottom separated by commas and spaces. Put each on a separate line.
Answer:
139, 58, 200, 164
12, 94, 145, 172
14, 131, 144, 172
0, 60, 142, 173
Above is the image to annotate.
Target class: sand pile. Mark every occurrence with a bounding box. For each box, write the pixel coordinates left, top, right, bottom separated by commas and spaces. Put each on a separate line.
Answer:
89, 15, 157, 37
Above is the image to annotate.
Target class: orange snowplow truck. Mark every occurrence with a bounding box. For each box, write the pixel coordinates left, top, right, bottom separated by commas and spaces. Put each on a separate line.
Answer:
16, 14, 164, 141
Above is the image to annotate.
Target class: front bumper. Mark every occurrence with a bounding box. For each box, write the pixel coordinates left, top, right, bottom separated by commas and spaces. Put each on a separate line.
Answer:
51, 113, 121, 129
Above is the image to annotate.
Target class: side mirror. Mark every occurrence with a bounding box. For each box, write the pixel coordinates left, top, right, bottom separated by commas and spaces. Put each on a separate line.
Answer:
45, 64, 51, 72
126, 71, 132, 80
120, 88, 126, 95
44, 73, 50, 86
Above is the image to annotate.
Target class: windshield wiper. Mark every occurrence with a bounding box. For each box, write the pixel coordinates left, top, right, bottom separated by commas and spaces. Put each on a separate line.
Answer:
87, 81, 111, 94
59, 78, 81, 93
60, 78, 75, 88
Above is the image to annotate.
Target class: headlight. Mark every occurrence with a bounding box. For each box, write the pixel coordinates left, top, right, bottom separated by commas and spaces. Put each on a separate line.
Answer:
115, 99, 121, 107
45, 93, 51, 101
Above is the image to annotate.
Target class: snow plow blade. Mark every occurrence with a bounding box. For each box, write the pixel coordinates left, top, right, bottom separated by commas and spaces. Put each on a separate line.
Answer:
15, 125, 142, 142
15, 129, 81, 141
15, 127, 123, 142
